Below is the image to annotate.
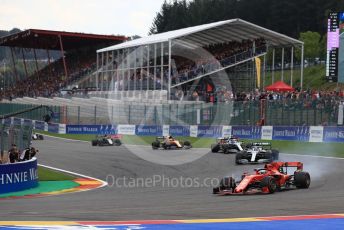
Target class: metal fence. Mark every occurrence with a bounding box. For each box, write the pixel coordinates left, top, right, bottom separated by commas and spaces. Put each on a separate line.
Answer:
0, 99, 339, 126
0, 124, 32, 163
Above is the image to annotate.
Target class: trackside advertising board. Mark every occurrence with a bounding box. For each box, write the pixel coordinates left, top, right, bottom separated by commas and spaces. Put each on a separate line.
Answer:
0, 158, 38, 194
6, 117, 344, 143
232, 126, 261, 139
66, 125, 117, 134
272, 126, 309, 141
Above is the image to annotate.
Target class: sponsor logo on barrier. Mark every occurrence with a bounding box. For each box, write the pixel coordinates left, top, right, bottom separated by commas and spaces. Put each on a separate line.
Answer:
323, 126, 344, 142
309, 126, 324, 142
34, 121, 45, 130
0, 158, 38, 194
162, 125, 169, 136
13, 117, 21, 125
58, 124, 66, 134
169, 125, 190, 137
197, 126, 222, 138
222, 126, 232, 137
136, 125, 162, 136
261, 126, 273, 140
66, 125, 116, 134
117, 125, 136, 135
190, 125, 198, 137
232, 126, 261, 139
273, 126, 309, 141
48, 123, 59, 133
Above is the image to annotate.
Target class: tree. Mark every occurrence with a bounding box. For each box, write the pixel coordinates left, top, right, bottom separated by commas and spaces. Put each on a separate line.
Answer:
298, 31, 322, 61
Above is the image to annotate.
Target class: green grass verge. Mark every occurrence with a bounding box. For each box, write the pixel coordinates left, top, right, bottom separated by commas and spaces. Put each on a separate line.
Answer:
264, 65, 344, 90
37, 130, 344, 157
38, 166, 76, 181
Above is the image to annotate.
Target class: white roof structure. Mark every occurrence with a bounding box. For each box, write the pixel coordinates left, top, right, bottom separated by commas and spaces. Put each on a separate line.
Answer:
98, 18, 303, 53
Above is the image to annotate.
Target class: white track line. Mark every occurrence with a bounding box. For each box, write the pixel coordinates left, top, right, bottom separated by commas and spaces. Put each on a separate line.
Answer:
38, 164, 108, 188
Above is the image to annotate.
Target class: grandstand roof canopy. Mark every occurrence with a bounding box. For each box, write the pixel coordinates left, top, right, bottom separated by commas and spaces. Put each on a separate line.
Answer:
98, 18, 303, 53
0, 29, 127, 51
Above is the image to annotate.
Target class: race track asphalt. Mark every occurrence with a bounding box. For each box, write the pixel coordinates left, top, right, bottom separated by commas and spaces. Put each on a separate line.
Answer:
1, 136, 344, 221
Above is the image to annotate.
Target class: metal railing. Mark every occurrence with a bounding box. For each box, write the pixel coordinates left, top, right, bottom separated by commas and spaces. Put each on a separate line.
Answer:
0, 98, 338, 126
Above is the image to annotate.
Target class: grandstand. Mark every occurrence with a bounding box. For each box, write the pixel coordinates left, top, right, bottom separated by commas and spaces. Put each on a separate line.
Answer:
97, 18, 304, 102
0, 19, 309, 126
0, 29, 126, 99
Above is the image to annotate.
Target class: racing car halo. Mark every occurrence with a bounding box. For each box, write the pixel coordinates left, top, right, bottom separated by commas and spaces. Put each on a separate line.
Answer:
213, 161, 310, 195
235, 142, 279, 164
210, 136, 243, 154
152, 136, 192, 150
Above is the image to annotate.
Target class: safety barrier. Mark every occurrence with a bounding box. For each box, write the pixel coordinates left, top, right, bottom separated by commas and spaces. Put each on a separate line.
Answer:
3, 117, 344, 143
0, 157, 38, 194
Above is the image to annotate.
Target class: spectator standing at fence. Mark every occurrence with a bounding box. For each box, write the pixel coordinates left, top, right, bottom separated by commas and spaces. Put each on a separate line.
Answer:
8, 144, 19, 163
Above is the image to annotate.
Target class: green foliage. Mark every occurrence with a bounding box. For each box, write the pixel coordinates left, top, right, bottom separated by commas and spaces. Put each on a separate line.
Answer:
150, 0, 344, 38
296, 31, 322, 60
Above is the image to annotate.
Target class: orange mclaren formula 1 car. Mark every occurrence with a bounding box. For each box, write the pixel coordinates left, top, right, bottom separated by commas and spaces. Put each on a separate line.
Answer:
152, 136, 192, 150
213, 161, 310, 195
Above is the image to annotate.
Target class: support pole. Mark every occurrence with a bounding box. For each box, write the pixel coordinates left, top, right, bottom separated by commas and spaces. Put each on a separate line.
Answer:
33, 48, 40, 80
147, 45, 150, 92
263, 54, 266, 89
21, 48, 28, 79
281, 47, 284, 82
46, 49, 53, 80
134, 49, 137, 92
96, 52, 99, 89
300, 44, 304, 91
161, 42, 164, 92
58, 35, 68, 82
272, 48, 275, 84
290, 46, 294, 87
101, 52, 104, 91
168, 39, 172, 100
10, 47, 18, 84
154, 43, 157, 91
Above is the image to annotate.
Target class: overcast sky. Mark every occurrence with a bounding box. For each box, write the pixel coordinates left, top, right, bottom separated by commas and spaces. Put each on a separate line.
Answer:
0, 0, 164, 37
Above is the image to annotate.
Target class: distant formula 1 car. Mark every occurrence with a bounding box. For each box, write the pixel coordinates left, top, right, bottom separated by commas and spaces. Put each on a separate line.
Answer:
210, 136, 243, 154
32, 133, 44, 140
152, 136, 192, 150
235, 142, 279, 164
213, 161, 310, 195
91, 135, 122, 146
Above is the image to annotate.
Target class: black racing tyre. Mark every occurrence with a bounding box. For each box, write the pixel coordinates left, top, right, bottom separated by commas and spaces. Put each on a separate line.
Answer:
38, 135, 44, 140
211, 144, 220, 153
152, 141, 160, 149
219, 177, 235, 190
264, 152, 272, 163
183, 140, 191, 146
213, 187, 220, 194
271, 149, 279, 161
114, 139, 122, 146
294, 171, 311, 189
260, 176, 277, 193
91, 140, 98, 146
235, 151, 244, 164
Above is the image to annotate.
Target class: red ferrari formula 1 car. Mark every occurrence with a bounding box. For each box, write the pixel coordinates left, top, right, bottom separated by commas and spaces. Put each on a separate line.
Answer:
213, 161, 310, 195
